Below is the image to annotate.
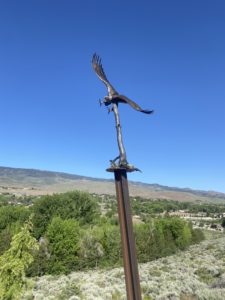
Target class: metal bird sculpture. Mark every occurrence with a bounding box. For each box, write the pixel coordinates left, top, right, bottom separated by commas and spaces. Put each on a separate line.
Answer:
92, 53, 154, 114
92, 53, 153, 171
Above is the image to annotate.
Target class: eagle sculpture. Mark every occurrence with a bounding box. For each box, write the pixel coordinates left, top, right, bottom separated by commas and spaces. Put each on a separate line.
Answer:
92, 53, 154, 114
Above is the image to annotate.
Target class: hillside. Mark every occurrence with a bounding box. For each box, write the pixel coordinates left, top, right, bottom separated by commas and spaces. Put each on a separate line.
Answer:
23, 232, 225, 300
0, 166, 225, 203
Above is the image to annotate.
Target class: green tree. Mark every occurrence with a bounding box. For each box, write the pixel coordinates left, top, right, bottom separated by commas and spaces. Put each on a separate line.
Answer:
46, 216, 80, 274
99, 223, 121, 266
161, 217, 192, 250
135, 217, 196, 263
0, 218, 39, 300
32, 191, 100, 238
0, 206, 30, 232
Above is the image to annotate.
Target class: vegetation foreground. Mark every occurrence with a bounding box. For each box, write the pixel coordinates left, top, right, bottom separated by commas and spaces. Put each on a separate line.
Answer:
0, 191, 224, 299
23, 232, 225, 300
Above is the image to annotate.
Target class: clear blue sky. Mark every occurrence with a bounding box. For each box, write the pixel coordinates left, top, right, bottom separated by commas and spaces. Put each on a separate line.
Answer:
0, 0, 224, 192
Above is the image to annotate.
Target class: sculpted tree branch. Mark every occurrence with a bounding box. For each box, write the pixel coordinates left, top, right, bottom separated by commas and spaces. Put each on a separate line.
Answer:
92, 53, 154, 170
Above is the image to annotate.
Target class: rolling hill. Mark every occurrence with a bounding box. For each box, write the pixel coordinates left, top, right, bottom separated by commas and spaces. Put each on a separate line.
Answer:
0, 166, 225, 203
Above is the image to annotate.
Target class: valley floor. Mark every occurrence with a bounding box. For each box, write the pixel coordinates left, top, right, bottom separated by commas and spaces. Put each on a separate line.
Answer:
25, 232, 225, 300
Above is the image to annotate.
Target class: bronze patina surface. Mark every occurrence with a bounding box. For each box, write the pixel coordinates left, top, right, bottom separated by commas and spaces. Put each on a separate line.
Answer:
92, 53, 153, 170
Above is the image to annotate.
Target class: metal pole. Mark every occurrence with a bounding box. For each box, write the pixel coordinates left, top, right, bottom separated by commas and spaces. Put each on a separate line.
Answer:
113, 168, 142, 300
112, 103, 127, 165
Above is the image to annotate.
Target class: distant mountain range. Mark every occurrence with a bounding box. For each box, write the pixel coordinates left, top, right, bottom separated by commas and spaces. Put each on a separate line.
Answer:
0, 166, 225, 203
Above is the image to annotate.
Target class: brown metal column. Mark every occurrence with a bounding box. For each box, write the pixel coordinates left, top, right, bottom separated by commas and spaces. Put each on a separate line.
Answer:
114, 169, 142, 300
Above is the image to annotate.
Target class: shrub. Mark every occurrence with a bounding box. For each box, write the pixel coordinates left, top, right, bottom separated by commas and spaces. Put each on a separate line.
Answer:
0, 218, 38, 300
191, 228, 205, 244
135, 217, 196, 263
79, 223, 121, 269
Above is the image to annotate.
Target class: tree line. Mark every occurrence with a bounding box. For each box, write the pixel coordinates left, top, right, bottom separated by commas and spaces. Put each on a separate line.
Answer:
0, 191, 204, 278
124, 197, 225, 216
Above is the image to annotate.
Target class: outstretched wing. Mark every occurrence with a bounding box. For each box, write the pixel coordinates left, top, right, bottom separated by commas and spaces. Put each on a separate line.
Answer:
92, 53, 118, 96
116, 95, 154, 114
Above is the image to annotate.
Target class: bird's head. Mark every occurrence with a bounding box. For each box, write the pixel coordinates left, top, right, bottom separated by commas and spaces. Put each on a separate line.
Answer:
104, 96, 112, 106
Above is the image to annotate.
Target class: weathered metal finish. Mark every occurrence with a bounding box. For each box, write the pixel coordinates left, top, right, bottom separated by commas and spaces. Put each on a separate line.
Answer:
106, 101, 141, 172
114, 169, 142, 300
92, 53, 153, 170
112, 103, 127, 166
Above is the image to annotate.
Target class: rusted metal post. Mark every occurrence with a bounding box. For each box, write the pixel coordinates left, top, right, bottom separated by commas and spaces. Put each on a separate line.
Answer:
112, 168, 142, 300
